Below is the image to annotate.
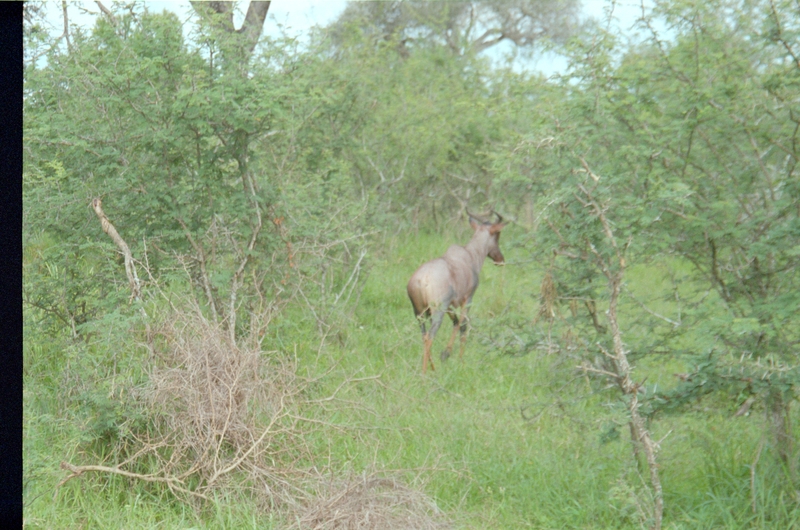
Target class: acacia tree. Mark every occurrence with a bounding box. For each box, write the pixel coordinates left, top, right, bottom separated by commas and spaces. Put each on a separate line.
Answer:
327, 0, 581, 58
630, 0, 800, 479
564, 0, 800, 479
308, 19, 526, 229
494, 0, 799, 507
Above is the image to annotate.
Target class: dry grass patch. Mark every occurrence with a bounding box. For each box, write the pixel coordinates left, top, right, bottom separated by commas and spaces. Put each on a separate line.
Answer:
294, 473, 452, 530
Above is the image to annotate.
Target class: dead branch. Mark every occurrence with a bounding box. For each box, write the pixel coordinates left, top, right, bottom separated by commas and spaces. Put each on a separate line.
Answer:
55, 303, 308, 511
57, 461, 209, 502
334, 249, 367, 306
91, 197, 141, 302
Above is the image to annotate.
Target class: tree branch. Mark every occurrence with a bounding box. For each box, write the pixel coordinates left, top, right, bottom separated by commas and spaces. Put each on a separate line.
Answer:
94, 1, 117, 26
228, 169, 263, 344
61, 1, 71, 51
570, 169, 663, 529
767, 0, 800, 69
190, 1, 271, 58
91, 198, 140, 302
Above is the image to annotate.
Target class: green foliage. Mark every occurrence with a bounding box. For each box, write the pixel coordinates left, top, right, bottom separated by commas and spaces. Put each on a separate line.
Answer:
23, 0, 800, 527
24, 5, 374, 340
493, 0, 799, 427
304, 19, 523, 228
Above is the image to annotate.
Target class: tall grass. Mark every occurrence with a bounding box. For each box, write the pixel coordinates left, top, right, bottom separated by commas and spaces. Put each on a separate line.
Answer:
24, 226, 799, 528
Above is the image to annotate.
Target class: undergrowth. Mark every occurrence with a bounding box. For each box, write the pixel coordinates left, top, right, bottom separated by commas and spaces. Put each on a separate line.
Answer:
24, 228, 800, 529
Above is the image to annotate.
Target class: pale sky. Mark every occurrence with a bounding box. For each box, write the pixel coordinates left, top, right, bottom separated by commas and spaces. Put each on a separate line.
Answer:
43, 1, 654, 76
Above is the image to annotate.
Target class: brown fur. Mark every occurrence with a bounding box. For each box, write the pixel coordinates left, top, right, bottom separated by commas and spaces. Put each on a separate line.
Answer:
407, 215, 506, 372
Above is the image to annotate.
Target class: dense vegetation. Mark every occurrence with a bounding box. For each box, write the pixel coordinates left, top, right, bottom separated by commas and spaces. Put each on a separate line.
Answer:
24, 1, 799, 528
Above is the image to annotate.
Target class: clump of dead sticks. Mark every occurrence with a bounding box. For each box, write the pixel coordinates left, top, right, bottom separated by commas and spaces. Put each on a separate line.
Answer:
57, 301, 307, 510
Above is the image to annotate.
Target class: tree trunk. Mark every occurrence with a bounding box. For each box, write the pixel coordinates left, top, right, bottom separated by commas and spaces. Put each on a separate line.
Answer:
768, 389, 796, 483
190, 1, 271, 63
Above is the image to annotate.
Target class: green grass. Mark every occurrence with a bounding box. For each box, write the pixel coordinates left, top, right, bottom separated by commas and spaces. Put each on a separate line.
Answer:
24, 226, 800, 528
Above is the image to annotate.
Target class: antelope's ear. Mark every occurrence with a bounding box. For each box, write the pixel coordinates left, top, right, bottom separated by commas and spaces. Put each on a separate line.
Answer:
489, 222, 507, 234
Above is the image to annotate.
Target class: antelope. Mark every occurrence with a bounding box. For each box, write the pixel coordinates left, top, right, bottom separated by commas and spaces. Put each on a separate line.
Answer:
407, 211, 506, 373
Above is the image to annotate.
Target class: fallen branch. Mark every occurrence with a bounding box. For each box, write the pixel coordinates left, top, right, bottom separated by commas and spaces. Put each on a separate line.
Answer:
56, 461, 209, 502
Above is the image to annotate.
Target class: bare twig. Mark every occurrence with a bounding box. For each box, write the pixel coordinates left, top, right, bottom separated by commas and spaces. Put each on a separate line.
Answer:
623, 286, 681, 328
577, 362, 619, 380
334, 249, 367, 306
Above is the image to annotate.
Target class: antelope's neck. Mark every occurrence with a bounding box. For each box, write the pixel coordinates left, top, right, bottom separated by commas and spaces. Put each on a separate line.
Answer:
464, 233, 490, 270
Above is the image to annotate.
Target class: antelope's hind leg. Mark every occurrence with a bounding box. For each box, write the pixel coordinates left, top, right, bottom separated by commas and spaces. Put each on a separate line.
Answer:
457, 305, 471, 360
441, 310, 460, 361
423, 309, 448, 371
423, 333, 434, 373
416, 311, 434, 374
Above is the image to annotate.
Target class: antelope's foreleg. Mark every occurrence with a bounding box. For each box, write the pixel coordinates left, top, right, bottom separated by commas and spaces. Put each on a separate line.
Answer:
442, 310, 460, 361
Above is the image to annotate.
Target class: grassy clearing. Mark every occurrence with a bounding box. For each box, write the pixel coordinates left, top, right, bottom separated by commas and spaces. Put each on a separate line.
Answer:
24, 227, 799, 528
